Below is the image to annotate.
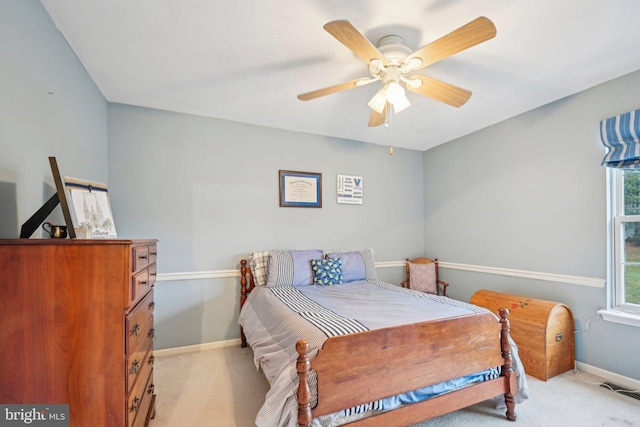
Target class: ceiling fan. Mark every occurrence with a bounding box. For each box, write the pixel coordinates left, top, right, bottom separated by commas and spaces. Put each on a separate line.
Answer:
297, 17, 497, 127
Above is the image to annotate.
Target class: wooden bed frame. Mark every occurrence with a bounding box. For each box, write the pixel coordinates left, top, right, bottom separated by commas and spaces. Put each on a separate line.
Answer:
239, 260, 517, 427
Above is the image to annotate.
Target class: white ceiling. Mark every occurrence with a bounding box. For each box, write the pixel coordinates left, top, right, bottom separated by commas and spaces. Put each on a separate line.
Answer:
41, 0, 640, 151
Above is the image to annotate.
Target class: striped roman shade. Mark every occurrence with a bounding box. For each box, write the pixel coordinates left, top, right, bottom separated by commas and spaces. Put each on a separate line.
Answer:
601, 108, 640, 169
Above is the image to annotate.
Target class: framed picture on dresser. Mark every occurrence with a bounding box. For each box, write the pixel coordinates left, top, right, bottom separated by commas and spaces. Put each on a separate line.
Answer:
64, 177, 117, 238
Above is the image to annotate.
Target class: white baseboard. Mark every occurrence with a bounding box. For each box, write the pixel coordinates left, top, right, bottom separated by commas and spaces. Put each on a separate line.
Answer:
575, 361, 640, 390
154, 338, 242, 357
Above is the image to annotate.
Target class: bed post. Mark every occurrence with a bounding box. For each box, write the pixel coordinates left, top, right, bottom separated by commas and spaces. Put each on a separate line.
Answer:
296, 340, 312, 427
498, 308, 517, 421
240, 259, 253, 347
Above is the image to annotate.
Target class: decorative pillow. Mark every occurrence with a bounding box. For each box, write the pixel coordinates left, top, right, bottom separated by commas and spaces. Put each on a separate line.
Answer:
409, 262, 437, 294
266, 249, 324, 287
249, 251, 269, 286
311, 258, 343, 286
325, 248, 378, 282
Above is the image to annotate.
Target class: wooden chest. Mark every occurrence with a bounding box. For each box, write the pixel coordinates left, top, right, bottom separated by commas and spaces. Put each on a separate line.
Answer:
470, 289, 574, 381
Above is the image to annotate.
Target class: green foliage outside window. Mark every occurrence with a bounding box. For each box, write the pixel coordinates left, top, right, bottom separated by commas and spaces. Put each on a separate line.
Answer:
623, 171, 640, 304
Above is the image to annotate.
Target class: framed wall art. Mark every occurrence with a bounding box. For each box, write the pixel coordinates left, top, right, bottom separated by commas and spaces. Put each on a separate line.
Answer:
337, 174, 363, 205
279, 170, 322, 208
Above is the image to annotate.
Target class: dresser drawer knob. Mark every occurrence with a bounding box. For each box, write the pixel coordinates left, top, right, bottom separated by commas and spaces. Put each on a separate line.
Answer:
148, 301, 155, 310
150, 252, 157, 256
148, 355, 155, 365
148, 328, 155, 338
130, 360, 140, 374
131, 323, 140, 336
130, 396, 141, 412
147, 383, 155, 394
140, 280, 148, 286
139, 255, 148, 260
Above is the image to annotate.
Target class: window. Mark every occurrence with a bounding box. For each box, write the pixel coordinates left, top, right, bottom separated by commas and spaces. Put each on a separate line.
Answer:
607, 168, 640, 321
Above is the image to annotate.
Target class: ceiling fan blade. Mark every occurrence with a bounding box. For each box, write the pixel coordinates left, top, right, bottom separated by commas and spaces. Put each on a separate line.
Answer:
406, 75, 472, 108
368, 103, 388, 127
324, 20, 388, 66
297, 78, 372, 101
405, 17, 496, 70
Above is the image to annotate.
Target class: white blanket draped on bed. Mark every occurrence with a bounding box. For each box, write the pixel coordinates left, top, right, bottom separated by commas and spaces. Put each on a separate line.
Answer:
239, 280, 529, 427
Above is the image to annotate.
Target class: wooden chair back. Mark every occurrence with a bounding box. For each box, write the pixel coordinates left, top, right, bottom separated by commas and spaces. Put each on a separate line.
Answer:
401, 257, 449, 296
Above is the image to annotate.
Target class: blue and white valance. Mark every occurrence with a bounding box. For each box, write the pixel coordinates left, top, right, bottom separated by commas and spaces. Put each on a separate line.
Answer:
600, 108, 640, 169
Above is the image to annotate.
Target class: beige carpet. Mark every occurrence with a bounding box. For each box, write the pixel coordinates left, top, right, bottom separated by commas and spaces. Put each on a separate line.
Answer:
151, 345, 640, 427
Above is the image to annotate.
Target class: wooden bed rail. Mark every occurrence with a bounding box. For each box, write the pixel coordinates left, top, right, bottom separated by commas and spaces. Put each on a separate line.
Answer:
296, 308, 517, 427
239, 259, 255, 347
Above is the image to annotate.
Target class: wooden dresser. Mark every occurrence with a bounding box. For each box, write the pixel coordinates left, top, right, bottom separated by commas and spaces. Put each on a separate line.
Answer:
0, 239, 157, 427
470, 289, 574, 381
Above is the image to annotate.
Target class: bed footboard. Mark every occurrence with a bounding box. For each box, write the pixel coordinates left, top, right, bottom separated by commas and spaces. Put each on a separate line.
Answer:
296, 308, 517, 426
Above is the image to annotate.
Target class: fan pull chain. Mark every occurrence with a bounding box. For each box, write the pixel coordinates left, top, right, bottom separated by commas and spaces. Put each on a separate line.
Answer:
387, 105, 394, 155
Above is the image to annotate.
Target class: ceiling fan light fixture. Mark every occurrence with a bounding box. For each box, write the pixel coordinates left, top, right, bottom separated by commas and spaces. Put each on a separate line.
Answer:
385, 81, 405, 104
392, 94, 411, 113
368, 89, 387, 114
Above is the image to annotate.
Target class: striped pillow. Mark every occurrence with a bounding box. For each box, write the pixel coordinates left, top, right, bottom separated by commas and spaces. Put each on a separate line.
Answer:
266, 249, 324, 287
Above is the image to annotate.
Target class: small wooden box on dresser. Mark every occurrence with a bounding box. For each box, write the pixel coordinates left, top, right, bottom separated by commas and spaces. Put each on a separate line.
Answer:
0, 239, 158, 427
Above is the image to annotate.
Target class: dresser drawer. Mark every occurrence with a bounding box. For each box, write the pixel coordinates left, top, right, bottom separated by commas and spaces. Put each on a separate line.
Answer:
148, 263, 157, 287
131, 269, 152, 307
148, 244, 158, 267
127, 354, 153, 427
126, 325, 153, 394
126, 290, 154, 354
131, 370, 155, 427
132, 245, 150, 272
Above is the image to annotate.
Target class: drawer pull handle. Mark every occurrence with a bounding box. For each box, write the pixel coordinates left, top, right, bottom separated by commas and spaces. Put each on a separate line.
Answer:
130, 396, 141, 412
140, 280, 148, 286
150, 272, 157, 277
150, 252, 157, 256
131, 323, 140, 336
149, 355, 155, 365
130, 360, 140, 374
148, 301, 155, 310
148, 383, 155, 394
139, 255, 148, 260
148, 328, 155, 338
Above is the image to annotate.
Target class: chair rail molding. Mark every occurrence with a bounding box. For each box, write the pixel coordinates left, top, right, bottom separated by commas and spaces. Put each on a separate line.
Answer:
156, 261, 604, 288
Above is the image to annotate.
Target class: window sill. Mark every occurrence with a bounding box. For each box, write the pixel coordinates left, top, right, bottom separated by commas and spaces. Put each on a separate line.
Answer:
598, 308, 640, 328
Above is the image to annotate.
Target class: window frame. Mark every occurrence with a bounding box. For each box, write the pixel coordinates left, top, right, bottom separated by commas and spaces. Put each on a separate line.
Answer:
601, 167, 640, 327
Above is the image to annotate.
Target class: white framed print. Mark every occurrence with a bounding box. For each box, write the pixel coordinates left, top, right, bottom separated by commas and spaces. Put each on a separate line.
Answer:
337, 175, 363, 205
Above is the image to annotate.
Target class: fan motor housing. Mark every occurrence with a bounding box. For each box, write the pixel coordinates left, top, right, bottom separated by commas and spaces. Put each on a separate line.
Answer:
369, 35, 411, 77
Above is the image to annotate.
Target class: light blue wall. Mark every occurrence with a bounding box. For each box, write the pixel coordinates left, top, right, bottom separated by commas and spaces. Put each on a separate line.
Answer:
423, 69, 640, 381
0, 0, 108, 238
107, 104, 424, 349
3, 0, 639, 382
